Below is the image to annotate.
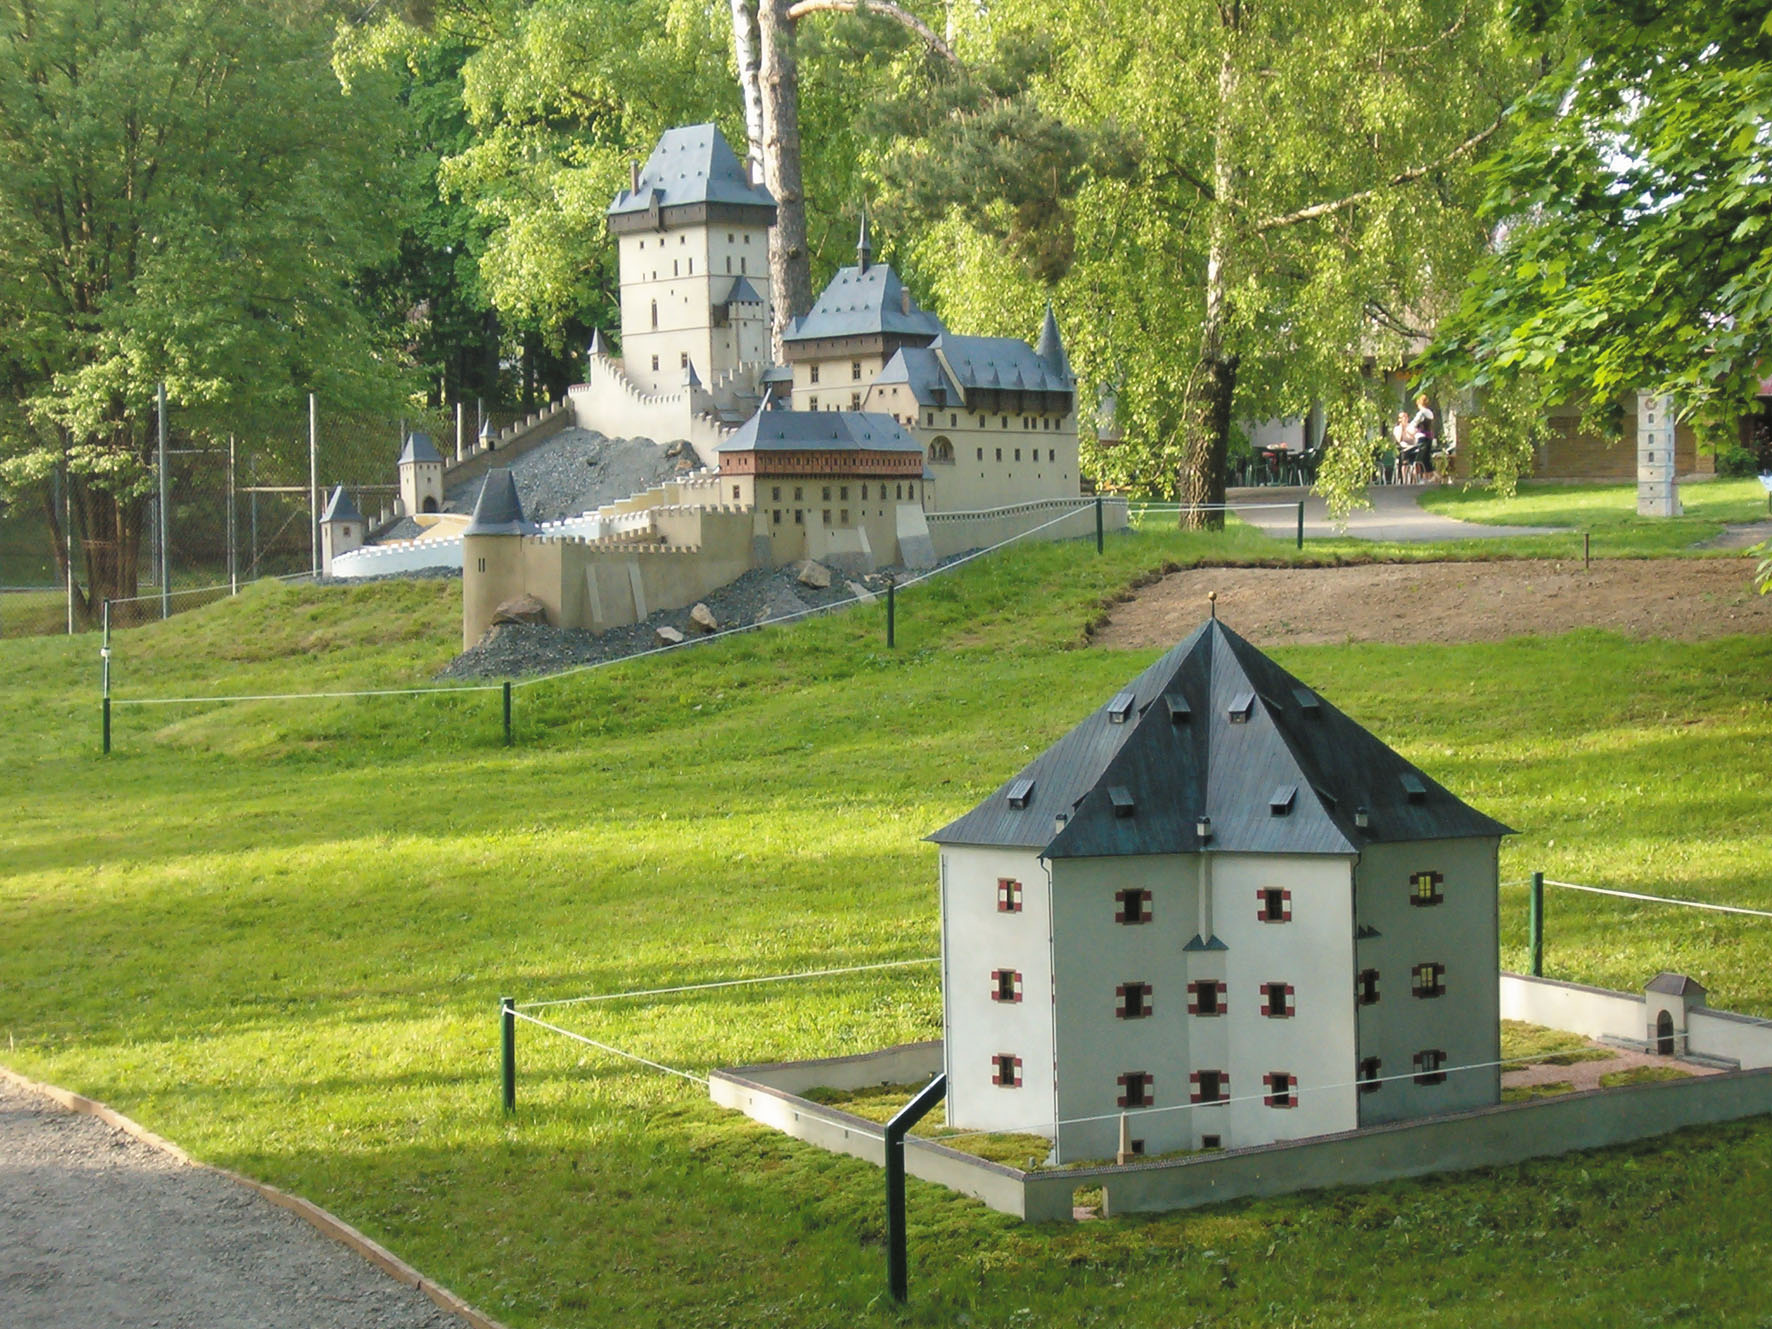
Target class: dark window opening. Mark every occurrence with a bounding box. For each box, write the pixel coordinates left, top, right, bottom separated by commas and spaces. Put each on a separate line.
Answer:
1191, 1070, 1226, 1104
1114, 889, 1152, 925
1116, 982, 1153, 1020
991, 969, 1022, 1003
1413, 1049, 1447, 1085
1357, 969, 1380, 1005
1265, 1072, 1296, 1108
1358, 1057, 1383, 1093
1261, 982, 1295, 1018
1258, 888, 1291, 923
1187, 980, 1225, 1016
1411, 962, 1446, 998
1116, 1071, 1152, 1108
996, 878, 1023, 912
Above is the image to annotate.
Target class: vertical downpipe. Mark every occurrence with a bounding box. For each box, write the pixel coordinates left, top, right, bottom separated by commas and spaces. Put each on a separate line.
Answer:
1529, 872, 1544, 977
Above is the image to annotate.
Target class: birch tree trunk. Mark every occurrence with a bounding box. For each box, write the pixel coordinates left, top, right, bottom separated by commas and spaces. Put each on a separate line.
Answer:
758, 0, 813, 361
728, 0, 765, 182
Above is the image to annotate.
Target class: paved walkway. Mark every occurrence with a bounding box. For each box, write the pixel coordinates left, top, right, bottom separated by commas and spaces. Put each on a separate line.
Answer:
1222, 483, 1562, 543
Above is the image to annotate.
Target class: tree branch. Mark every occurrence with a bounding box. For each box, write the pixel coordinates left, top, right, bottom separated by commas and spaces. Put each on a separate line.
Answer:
784, 0, 960, 66
1252, 114, 1504, 234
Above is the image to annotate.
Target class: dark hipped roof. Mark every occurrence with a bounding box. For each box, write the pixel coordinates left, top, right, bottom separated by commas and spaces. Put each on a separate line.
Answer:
398, 432, 443, 465
320, 485, 362, 524
929, 618, 1514, 857
1646, 972, 1708, 997
607, 124, 775, 220
783, 263, 945, 344
932, 332, 1075, 396
462, 469, 533, 536
719, 408, 924, 454
874, 347, 962, 406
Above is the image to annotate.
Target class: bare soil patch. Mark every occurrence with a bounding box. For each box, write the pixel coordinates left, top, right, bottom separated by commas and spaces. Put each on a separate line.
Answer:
1091, 558, 1772, 649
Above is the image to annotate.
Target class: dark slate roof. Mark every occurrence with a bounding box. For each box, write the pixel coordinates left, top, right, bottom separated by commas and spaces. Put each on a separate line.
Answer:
463, 469, 533, 536
1646, 972, 1708, 997
1034, 304, 1074, 382
320, 485, 362, 524
607, 124, 774, 219
783, 263, 945, 344
874, 347, 962, 406
929, 618, 1514, 857
718, 275, 764, 307
399, 432, 443, 465
931, 332, 1074, 396
718, 408, 924, 454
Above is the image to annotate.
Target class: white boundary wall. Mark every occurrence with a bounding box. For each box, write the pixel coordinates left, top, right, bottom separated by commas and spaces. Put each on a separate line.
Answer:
711, 971, 1772, 1222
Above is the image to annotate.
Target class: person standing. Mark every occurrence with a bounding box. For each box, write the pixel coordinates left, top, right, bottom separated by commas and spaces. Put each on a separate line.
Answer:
1393, 411, 1418, 483
1410, 395, 1438, 482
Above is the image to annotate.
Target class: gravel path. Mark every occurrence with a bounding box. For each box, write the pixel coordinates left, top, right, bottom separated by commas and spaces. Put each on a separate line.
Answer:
0, 1075, 466, 1329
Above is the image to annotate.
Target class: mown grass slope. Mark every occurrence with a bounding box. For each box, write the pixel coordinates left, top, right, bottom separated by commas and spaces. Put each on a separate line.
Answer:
5, 524, 1772, 1328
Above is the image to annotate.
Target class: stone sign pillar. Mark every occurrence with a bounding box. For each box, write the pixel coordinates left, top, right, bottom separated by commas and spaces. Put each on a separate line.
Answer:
1636, 393, 1682, 517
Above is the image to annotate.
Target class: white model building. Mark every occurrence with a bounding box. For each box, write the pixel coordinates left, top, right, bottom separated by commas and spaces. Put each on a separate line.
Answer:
929, 617, 1513, 1163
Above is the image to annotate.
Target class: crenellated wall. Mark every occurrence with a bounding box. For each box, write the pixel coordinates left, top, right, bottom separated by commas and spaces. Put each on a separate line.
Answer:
926, 497, 1127, 559
570, 356, 742, 469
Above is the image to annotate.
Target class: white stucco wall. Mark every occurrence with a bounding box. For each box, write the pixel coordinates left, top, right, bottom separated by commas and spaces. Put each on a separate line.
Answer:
618, 221, 773, 394
1354, 838, 1502, 1124
941, 845, 1057, 1140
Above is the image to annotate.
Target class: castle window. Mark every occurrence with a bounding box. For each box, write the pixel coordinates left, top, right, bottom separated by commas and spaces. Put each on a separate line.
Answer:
997, 877, 1022, 912
795, 510, 803, 524
1117, 1071, 1152, 1108
1001, 416, 1008, 428
977, 448, 984, 461
1187, 980, 1226, 1016
808, 396, 818, 411
1359, 1057, 1383, 1093
651, 355, 660, 372
673, 259, 679, 275
861, 484, 869, 500
929, 437, 953, 464
793, 487, 803, 500
1411, 962, 1446, 998
1260, 982, 1296, 1017
687, 258, 693, 274
822, 486, 831, 501
1114, 889, 1153, 925
852, 361, 862, 381
950, 413, 957, 426
822, 509, 831, 524
1189, 1070, 1226, 1105
1265, 1072, 1297, 1108
810, 365, 819, 383
991, 968, 1023, 1003
1413, 1049, 1447, 1085
840, 509, 849, 524
732, 485, 740, 501
840, 486, 848, 500
1410, 871, 1444, 906
650, 300, 658, 329
992, 1054, 1023, 1087
1116, 982, 1152, 1019
772, 510, 781, 524
681, 351, 689, 368
895, 483, 903, 499
1357, 969, 1380, 1004
726, 256, 732, 273
1014, 448, 1022, 462
995, 447, 1002, 462
1258, 888, 1292, 922
1049, 449, 1056, 462
977, 416, 985, 428
741, 257, 747, 273
772, 486, 780, 501
476, 558, 486, 573
851, 393, 861, 411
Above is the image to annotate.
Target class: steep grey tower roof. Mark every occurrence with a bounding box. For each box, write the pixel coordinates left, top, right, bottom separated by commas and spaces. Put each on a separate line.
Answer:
398, 432, 443, 466
462, 469, 533, 536
929, 617, 1513, 857
719, 408, 924, 455
683, 358, 702, 389
856, 211, 873, 273
606, 124, 776, 228
1035, 303, 1074, 382
320, 485, 362, 524
783, 263, 945, 345
589, 327, 607, 356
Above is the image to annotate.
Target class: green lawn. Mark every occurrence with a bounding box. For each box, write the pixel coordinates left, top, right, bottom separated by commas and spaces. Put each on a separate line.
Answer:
1418, 476, 1772, 556
5, 526, 1772, 1328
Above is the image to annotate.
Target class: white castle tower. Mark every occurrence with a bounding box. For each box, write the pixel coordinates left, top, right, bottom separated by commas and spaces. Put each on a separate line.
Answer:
605, 124, 776, 395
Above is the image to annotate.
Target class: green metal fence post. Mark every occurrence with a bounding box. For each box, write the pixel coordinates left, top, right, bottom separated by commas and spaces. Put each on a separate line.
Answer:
886, 576, 896, 649
886, 1073, 947, 1303
501, 996, 517, 1113
1296, 500, 1305, 550
101, 598, 112, 755
1095, 496, 1104, 554
1529, 871, 1544, 977
1583, 531, 1591, 571
102, 698, 111, 755
502, 681, 513, 746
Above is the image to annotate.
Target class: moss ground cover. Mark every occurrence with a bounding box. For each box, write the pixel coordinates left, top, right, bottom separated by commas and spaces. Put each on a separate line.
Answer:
5, 524, 1772, 1327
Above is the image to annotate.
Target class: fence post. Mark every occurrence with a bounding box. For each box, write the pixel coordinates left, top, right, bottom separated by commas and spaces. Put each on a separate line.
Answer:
886, 576, 896, 649
1529, 871, 1544, 977
157, 383, 170, 620
1296, 500, 1305, 550
101, 697, 111, 756
500, 997, 517, 1113
1583, 531, 1591, 571
1095, 495, 1104, 554
502, 681, 513, 746
885, 1073, 946, 1303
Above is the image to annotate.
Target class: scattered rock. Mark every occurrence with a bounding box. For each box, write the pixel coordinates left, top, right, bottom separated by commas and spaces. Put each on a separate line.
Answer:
689, 602, 719, 634
654, 625, 686, 647
845, 579, 877, 605
491, 593, 548, 626
755, 588, 812, 624
796, 559, 833, 589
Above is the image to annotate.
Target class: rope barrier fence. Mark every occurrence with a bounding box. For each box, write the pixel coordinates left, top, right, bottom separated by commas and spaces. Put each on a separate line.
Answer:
1519, 871, 1771, 979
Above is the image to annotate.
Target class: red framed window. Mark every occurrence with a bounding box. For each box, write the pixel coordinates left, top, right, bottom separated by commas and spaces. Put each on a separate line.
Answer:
1410, 962, 1446, 999
1116, 982, 1153, 1019
1358, 1056, 1383, 1093
1413, 1049, 1447, 1085
1115, 889, 1153, 924
1357, 969, 1381, 1005
1410, 871, 1445, 907
1189, 1069, 1228, 1105
990, 968, 1023, 1003
1260, 982, 1296, 1018
1117, 1071, 1153, 1108
1186, 980, 1227, 1016
1258, 887, 1293, 922
992, 1054, 1023, 1087
1264, 1071, 1297, 1108
996, 877, 1023, 913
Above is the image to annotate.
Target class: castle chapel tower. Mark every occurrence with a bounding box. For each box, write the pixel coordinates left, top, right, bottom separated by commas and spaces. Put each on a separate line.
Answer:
606, 125, 776, 395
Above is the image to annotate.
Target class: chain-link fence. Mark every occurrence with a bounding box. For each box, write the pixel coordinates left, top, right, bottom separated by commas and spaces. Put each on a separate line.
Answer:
3, 396, 518, 637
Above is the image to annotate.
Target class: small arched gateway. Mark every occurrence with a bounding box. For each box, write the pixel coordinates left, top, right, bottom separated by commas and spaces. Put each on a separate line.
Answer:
928, 435, 954, 464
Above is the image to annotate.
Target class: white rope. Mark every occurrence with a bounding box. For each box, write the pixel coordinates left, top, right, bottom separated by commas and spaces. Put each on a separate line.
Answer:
1542, 879, 1772, 920
113, 682, 501, 707
1128, 502, 1304, 513
516, 957, 939, 1010
510, 1010, 710, 1087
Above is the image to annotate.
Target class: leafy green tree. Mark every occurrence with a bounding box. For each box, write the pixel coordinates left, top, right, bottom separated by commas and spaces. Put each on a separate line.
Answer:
872, 0, 1540, 520
1428, 0, 1772, 446
0, 0, 409, 614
